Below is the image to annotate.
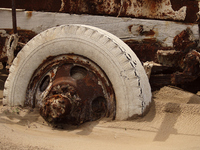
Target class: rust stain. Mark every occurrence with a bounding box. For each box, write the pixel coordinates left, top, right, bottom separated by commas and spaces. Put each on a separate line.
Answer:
157, 50, 181, 67
128, 25, 133, 33
124, 38, 173, 62
173, 28, 197, 53
26, 11, 32, 19
137, 25, 155, 37
145, 0, 162, 12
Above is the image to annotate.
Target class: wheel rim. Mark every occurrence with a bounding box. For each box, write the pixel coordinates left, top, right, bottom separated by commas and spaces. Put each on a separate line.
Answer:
26, 54, 115, 124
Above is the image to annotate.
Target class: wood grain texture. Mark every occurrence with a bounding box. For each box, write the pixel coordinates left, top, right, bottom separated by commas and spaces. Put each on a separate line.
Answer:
0, 9, 198, 47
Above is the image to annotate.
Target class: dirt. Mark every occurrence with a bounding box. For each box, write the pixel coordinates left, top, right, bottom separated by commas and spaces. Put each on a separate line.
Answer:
0, 67, 200, 150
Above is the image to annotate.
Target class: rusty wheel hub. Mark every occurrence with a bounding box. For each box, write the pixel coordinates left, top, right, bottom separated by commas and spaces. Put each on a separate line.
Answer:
26, 54, 115, 124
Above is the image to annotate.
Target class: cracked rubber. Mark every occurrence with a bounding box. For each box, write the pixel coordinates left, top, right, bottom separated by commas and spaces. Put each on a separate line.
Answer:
3, 24, 151, 120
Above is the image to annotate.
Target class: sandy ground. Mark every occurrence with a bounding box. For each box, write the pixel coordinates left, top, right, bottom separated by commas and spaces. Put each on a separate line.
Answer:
1, 67, 200, 150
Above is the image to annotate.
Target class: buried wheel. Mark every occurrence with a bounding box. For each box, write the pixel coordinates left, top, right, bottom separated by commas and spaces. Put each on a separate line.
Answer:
27, 55, 115, 124
3, 24, 151, 124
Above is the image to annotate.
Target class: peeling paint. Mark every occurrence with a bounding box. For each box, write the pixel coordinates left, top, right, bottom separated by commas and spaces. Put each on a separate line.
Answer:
0, 0, 199, 22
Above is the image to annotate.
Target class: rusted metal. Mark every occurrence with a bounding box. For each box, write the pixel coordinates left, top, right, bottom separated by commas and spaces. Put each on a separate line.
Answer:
157, 50, 181, 67
145, 26, 200, 90
26, 54, 115, 125
170, 0, 199, 23
0, 0, 199, 99
0, 29, 36, 67
0, 0, 199, 23
171, 29, 200, 85
173, 28, 198, 53
6, 34, 19, 68
171, 50, 200, 84
150, 74, 172, 90
150, 49, 200, 89
124, 39, 173, 62
41, 94, 72, 122
124, 25, 200, 90
151, 49, 200, 89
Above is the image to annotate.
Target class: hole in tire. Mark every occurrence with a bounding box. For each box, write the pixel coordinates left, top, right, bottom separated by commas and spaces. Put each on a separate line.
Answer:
40, 75, 50, 92
70, 66, 87, 80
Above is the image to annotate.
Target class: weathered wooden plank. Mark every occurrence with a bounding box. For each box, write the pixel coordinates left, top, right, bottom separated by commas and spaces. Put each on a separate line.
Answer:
0, 9, 199, 48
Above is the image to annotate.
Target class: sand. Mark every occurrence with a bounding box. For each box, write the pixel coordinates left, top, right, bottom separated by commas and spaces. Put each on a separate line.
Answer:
0, 67, 200, 150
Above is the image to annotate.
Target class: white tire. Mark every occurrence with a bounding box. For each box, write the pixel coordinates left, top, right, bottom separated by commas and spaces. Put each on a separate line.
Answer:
3, 24, 151, 120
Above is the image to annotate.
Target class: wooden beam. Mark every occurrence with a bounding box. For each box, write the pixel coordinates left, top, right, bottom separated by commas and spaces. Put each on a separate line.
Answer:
0, 9, 199, 48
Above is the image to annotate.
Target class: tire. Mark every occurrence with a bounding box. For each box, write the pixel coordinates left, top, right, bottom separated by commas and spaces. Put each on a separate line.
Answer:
3, 24, 151, 120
